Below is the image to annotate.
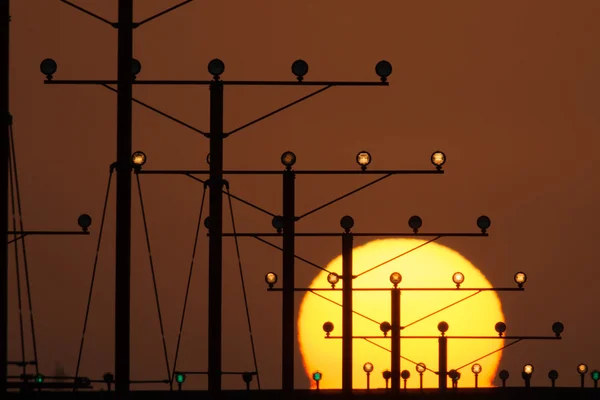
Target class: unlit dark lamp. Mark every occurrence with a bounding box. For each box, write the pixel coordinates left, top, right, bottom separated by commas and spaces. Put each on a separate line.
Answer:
291, 60, 309, 81
208, 59, 225, 76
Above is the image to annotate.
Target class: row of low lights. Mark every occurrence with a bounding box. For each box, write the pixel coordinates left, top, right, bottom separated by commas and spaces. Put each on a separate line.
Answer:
40, 58, 395, 82
264, 270, 526, 291
282, 150, 446, 171
321, 319, 558, 341
128, 150, 447, 172
310, 363, 600, 390
171, 372, 254, 391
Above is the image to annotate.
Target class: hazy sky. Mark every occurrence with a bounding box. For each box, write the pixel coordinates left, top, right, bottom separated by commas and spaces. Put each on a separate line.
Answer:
7, 0, 600, 390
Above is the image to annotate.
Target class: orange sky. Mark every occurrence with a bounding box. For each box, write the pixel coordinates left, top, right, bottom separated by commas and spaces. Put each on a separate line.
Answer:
6, 0, 600, 390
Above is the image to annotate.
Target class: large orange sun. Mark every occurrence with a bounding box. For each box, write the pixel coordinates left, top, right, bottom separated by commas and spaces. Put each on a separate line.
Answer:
298, 238, 505, 389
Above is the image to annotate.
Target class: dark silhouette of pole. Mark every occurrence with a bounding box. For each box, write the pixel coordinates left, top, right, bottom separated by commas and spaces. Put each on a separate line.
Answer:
0, 0, 8, 393
208, 79, 224, 392
341, 232, 353, 392
282, 167, 295, 392
115, 0, 133, 393
391, 288, 400, 391
438, 336, 447, 390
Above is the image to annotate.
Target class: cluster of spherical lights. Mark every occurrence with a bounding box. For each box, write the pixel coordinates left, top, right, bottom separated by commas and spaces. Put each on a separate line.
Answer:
497, 362, 600, 388
39, 58, 394, 82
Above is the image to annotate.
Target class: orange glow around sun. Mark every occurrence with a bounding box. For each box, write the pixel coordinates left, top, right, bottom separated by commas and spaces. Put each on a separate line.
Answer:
298, 239, 505, 389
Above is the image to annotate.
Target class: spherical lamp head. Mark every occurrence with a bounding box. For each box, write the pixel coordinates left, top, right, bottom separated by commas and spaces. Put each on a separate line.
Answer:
208, 58, 225, 77
477, 215, 491, 233
383, 370, 392, 380
375, 60, 392, 82
499, 370, 510, 380
448, 369, 458, 381
340, 215, 354, 232
204, 216, 211, 230
103, 372, 114, 383
175, 373, 186, 384
281, 151, 296, 169
265, 272, 278, 288
408, 215, 422, 233
401, 370, 411, 380
78, 214, 92, 232
552, 322, 564, 337
416, 363, 426, 374
548, 369, 559, 381
242, 372, 253, 384
578, 363, 588, 375
327, 272, 340, 288
132, 58, 142, 77
523, 364, 534, 375
271, 216, 284, 232
322, 321, 334, 335
363, 362, 374, 373
131, 151, 147, 167
40, 58, 57, 79
495, 321, 507, 336
389, 272, 402, 287
431, 151, 446, 169
312, 371, 322, 382
514, 272, 527, 288
452, 272, 464, 288
291, 59, 309, 81
471, 364, 482, 375
380, 321, 391, 335
356, 151, 371, 170
591, 370, 600, 382
35, 374, 44, 384
438, 321, 449, 334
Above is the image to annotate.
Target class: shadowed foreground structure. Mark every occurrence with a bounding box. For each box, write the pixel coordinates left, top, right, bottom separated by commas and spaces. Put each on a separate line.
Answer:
3, 387, 600, 400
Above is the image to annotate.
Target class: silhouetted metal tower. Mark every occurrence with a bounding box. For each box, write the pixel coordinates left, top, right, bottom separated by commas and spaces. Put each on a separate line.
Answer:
1, 0, 9, 393
114, 0, 134, 393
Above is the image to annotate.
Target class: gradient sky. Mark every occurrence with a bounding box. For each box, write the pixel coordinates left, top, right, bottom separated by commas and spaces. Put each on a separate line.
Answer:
7, 0, 600, 390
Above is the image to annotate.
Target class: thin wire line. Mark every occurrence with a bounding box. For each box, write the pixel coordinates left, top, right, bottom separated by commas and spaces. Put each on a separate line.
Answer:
454, 339, 522, 371
9, 125, 39, 375
138, 0, 195, 26
363, 339, 437, 374
251, 235, 328, 272
74, 168, 113, 386
8, 143, 26, 378
308, 290, 380, 325
227, 188, 261, 389
59, 0, 114, 26
402, 291, 482, 330
171, 187, 206, 390
355, 236, 442, 278
184, 174, 276, 217
136, 174, 172, 383
297, 174, 392, 220
101, 84, 207, 136
227, 85, 332, 136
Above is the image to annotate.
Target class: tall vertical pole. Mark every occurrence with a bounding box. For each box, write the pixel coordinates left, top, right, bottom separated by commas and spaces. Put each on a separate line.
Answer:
208, 79, 224, 393
282, 167, 295, 393
0, 0, 9, 394
438, 336, 447, 390
341, 232, 353, 392
390, 288, 400, 392
114, 0, 133, 393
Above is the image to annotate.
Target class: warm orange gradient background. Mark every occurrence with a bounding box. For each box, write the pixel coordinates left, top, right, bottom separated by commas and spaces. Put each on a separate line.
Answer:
7, 0, 600, 390
298, 239, 505, 389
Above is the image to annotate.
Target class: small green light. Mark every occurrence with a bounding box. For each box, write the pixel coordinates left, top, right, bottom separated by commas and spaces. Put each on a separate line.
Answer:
592, 370, 600, 382
312, 371, 322, 382
175, 373, 186, 384
35, 374, 44, 384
